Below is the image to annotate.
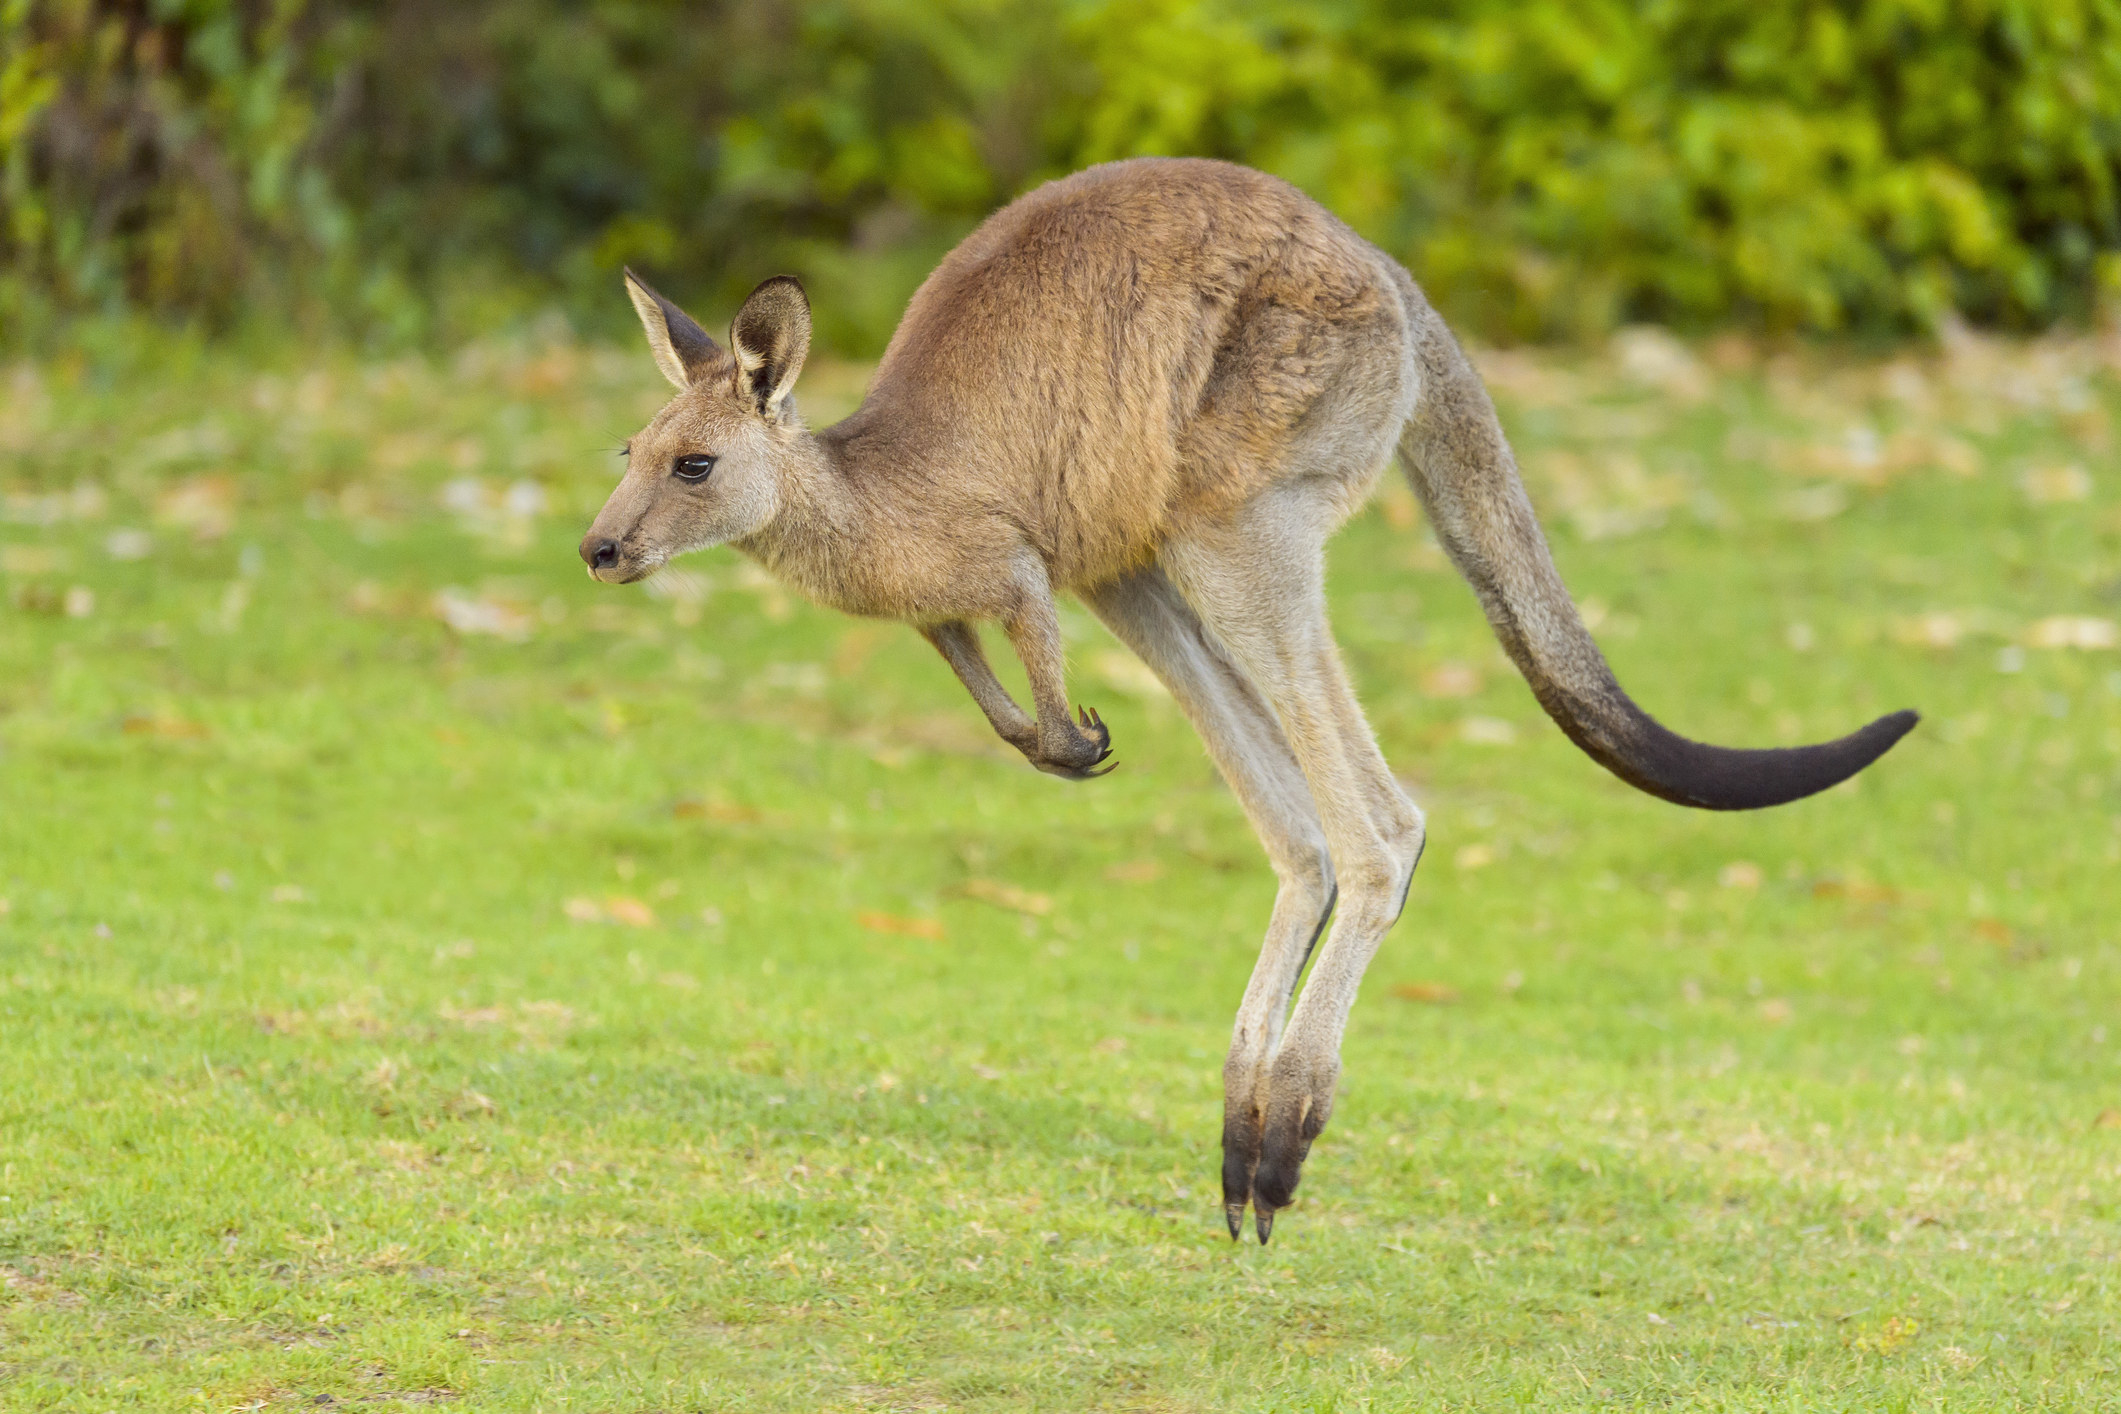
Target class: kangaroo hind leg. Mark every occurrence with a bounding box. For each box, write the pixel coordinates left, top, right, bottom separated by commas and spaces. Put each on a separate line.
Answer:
1161, 485, 1425, 1241
1081, 565, 1334, 1240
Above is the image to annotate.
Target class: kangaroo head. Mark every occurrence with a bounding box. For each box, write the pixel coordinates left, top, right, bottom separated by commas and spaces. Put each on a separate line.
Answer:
580, 271, 812, 583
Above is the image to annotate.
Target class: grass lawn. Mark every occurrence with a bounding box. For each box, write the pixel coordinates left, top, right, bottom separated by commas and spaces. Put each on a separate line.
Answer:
2, 320, 2119, 1411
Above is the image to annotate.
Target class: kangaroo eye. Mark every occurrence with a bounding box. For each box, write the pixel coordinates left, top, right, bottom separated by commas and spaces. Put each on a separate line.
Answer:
673, 454, 717, 482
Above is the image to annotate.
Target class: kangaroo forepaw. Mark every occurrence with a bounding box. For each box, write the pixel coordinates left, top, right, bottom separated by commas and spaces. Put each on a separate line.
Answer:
1027, 705, 1115, 779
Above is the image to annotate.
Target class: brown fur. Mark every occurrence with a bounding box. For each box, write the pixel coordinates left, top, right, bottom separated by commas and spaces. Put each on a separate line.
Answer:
581, 156, 1914, 1241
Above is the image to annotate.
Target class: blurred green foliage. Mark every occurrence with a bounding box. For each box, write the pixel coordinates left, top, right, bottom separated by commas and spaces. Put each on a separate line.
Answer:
6, 0, 2121, 348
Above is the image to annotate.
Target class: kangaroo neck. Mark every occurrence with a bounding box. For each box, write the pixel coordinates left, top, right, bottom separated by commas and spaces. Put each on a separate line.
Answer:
736, 430, 875, 608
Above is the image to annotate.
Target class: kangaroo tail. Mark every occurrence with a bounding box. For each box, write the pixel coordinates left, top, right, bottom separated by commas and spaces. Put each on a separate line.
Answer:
1395, 302, 1916, 810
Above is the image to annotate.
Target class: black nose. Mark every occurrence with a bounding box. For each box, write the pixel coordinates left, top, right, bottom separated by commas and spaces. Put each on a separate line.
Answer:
581, 537, 620, 571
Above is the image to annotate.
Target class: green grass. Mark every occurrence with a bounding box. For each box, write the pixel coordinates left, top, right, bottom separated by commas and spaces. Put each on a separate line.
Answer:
2, 324, 2119, 1411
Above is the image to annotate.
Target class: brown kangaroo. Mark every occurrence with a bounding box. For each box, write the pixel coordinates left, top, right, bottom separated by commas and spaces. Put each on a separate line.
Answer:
580, 157, 1917, 1243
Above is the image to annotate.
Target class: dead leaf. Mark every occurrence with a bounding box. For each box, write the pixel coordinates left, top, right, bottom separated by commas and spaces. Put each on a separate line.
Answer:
1718, 861, 1763, 890
155, 475, 236, 539
1420, 662, 1483, 698
672, 798, 760, 823
1812, 879, 1898, 904
2026, 616, 2118, 650
959, 878, 1052, 915
0, 545, 68, 574
1850, 1314, 1920, 1356
2020, 463, 2092, 504
604, 896, 656, 928
1974, 918, 2013, 946
434, 587, 534, 642
1458, 717, 1516, 746
2094, 1108, 2121, 1130
858, 911, 945, 940
1890, 612, 1966, 649
1392, 981, 1461, 1004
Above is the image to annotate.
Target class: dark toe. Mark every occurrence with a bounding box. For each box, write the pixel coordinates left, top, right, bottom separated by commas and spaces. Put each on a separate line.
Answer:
1252, 1097, 1322, 1216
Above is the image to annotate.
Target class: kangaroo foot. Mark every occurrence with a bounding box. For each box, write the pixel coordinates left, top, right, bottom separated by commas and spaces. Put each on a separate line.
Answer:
1222, 1050, 1335, 1244
1221, 1095, 1262, 1241
1027, 705, 1114, 779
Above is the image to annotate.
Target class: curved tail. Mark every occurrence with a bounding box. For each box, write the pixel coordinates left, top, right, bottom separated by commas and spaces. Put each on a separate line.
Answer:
1396, 302, 1916, 810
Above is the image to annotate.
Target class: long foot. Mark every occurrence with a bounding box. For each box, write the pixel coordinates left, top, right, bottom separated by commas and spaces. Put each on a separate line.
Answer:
1222, 1107, 1260, 1241
1221, 1057, 1334, 1243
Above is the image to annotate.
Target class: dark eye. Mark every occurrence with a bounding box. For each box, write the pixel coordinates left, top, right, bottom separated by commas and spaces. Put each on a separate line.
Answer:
673, 454, 717, 482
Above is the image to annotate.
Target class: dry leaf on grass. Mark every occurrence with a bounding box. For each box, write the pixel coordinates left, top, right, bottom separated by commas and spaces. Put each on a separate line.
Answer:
0, 545, 68, 574
1891, 612, 1967, 649
434, 587, 535, 642
858, 911, 945, 940
1849, 1315, 1920, 1356
561, 896, 656, 927
1459, 716, 1516, 746
2020, 463, 2092, 504
1812, 878, 1898, 904
959, 878, 1052, 915
1974, 918, 2014, 946
2026, 616, 2118, 650
1392, 981, 1461, 1004
1420, 662, 1483, 698
1718, 861, 1763, 890
604, 896, 656, 927
672, 798, 761, 824
155, 475, 236, 540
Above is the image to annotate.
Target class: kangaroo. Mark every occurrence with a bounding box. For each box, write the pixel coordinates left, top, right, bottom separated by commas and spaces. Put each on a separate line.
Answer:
580, 157, 1917, 1243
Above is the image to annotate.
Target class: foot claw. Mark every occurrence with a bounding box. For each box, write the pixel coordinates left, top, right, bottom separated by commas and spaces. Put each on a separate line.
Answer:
1225, 1203, 1245, 1241
1255, 1206, 1275, 1245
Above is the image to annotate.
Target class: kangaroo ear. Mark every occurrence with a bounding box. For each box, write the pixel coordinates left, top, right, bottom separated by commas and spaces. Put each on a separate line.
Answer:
624, 267, 722, 390
729, 276, 811, 419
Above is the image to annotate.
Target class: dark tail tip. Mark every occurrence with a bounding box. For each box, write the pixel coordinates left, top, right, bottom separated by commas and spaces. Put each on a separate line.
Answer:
1617, 706, 1919, 811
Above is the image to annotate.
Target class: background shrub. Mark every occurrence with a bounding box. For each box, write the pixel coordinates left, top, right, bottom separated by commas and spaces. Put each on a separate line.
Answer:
5, 0, 2121, 347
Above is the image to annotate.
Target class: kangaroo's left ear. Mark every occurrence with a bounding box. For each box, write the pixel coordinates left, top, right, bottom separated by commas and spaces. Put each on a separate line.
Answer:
729, 276, 811, 420
624, 267, 723, 390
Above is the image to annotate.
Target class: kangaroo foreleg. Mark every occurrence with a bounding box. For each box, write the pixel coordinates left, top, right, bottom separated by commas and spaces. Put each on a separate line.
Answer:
922, 620, 1037, 755
995, 556, 1113, 779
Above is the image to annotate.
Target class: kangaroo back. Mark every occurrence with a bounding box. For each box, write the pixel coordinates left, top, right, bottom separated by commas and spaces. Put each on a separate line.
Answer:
1397, 302, 1916, 809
